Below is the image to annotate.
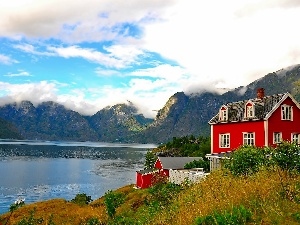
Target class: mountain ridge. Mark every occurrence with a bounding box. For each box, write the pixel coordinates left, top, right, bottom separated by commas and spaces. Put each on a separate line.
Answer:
1, 64, 300, 143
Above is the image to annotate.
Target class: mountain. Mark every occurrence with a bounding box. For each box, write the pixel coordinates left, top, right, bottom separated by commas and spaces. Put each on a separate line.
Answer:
0, 100, 152, 142
87, 101, 153, 142
135, 64, 300, 143
0, 117, 23, 139
0, 64, 299, 143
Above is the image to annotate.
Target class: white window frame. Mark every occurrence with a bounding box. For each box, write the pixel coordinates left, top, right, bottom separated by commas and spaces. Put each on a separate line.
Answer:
245, 101, 255, 118
243, 132, 255, 146
219, 133, 230, 148
292, 133, 300, 144
219, 106, 228, 122
273, 132, 282, 144
281, 105, 293, 121
247, 105, 254, 118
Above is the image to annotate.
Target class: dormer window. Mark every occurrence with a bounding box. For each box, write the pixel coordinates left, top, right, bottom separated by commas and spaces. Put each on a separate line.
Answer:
281, 104, 293, 120
219, 106, 228, 121
245, 101, 255, 118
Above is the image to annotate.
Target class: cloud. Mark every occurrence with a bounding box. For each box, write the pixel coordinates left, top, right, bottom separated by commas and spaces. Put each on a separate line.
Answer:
142, 0, 300, 90
0, 0, 174, 42
0, 80, 170, 117
1, 0, 300, 119
14, 44, 145, 68
13, 43, 54, 56
49, 45, 145, 68
4, 70, 32, 77
0, 54, 18, 65
0, 81, 58, 106
235, 0, 300, 17
130, 64, 188, 79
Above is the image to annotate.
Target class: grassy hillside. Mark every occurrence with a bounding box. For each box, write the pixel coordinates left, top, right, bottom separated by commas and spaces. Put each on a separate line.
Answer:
1, 169, 299, 225
1, 143, 300, 225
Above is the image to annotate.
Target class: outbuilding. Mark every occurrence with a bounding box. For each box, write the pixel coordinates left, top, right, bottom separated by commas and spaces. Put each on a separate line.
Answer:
136, 157, 202, 188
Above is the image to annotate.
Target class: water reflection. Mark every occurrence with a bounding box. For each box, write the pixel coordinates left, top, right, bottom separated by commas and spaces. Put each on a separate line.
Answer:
0, 141, 155, 214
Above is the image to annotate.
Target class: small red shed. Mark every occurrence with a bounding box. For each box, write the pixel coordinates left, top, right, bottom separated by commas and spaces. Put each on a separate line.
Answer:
136, 157, 202, 188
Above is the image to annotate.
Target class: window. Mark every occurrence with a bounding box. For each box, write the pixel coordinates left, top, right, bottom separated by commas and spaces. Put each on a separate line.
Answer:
219, 106, 228, 121
281, 105, 292, 120
243, 132, 255, 146
292, 133, 300, 144
273, 132, 282, 144
245, 102, 254, 118
220, 133, 230, 148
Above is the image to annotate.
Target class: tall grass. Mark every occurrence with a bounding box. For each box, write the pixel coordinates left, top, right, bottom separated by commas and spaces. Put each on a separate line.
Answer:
146, 168, 300, 225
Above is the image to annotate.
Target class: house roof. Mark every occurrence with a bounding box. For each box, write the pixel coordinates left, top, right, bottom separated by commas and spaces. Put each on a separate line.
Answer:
209, 92, 300, 124
136, 168, 157, 175
157, 157, 202, 169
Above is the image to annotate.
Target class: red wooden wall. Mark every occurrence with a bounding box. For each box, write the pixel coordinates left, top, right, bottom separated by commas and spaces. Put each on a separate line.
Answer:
211, 120, 265, 154
267, 97, 300, 146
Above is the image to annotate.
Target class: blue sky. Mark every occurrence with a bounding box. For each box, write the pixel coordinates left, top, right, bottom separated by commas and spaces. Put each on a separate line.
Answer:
1, 0, 300, 118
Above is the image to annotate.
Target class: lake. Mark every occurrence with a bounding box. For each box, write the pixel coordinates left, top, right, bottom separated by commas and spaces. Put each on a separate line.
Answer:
0, 140, 156, 214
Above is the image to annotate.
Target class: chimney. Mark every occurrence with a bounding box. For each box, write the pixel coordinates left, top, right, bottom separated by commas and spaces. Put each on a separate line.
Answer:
257, 88, 265, 99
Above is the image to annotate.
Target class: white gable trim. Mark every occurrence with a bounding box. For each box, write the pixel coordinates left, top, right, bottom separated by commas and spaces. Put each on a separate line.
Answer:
211, 124, 214, 154
264, 93, 300, 120
264, 120, 268, 146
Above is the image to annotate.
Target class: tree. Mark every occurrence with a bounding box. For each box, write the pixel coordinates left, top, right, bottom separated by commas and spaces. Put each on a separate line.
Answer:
144, 150, 157, 170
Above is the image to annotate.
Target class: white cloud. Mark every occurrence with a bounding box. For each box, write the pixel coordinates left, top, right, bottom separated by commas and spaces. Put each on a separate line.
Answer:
0, 54, 18, 65
0, 80, 169, 117
1, 0, 300, 119
4, 70, 32, 77
0, 81, 58, 106
142, 0, 300, 90
49, 45, 144, 68
0, 0, 174, 42
130, 64, 188, 80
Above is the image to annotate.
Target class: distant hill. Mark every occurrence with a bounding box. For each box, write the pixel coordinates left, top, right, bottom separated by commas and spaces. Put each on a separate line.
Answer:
0, 64, 299, 143
0, 117, 23, 139
136, 64, 300, 143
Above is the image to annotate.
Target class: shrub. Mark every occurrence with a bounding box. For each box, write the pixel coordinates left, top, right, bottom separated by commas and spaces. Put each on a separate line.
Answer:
17, 209, 44, 225
104, 190, 125, 218
107, 215, 138, 225
71, 193, 92, 206
184, 159, 210, 172
147, 181, 181, 206
223, 145, 266, 176
86, 217, 102, 225
194, 205, 252, 225
292, 212, 300, 223
10, 198, 25, 212
271, 141, 300, 172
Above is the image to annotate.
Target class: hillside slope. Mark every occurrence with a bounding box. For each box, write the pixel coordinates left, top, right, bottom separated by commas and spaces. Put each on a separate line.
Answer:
0, 65, 299, 143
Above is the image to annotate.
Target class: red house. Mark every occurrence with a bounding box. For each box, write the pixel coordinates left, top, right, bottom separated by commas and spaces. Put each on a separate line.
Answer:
136, 157, 202, 189
206, 88, 300, 171
206, 89, 300, 170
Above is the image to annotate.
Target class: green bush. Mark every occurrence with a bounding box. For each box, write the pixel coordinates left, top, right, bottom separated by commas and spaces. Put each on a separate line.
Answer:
71, 193, 92, 206
17, 209, 44, 225
86, 217, 102, 225
292, 212, 300, 223
194, 205, 252, 225
107, 215, 138, 225
184, 159, 210, 172
271, 141, 300, 172
147, 181, 181, 206
223, 145, 266, 176
104, 190, 125, 218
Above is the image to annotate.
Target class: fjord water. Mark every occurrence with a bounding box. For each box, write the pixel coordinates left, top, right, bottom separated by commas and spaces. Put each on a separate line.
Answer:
0, 140, 156, 214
